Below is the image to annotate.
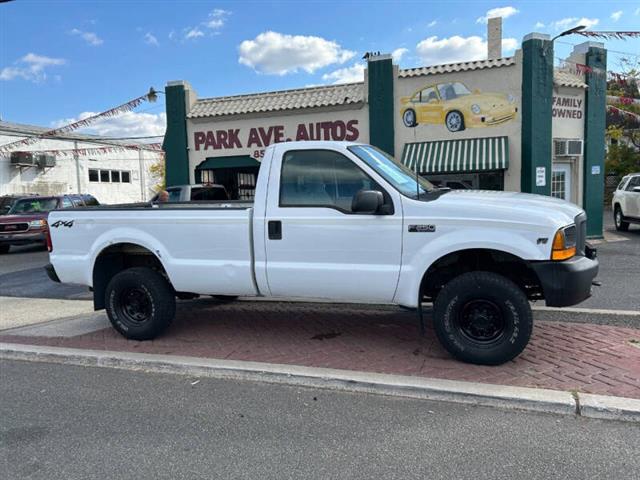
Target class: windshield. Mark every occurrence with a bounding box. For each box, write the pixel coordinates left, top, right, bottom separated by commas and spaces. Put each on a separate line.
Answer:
348, 145, 435, 198
437, 82, 472, 101
9, 198, 59, 214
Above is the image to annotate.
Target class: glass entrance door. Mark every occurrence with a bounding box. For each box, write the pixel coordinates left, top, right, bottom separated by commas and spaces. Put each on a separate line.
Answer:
551, 164, 572, 201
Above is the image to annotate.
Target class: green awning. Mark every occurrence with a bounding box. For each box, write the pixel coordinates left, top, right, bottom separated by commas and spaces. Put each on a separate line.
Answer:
401, 136, 509, 174
196, 155, 260, 170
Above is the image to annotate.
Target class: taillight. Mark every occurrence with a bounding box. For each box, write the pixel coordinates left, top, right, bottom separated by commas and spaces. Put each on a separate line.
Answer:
44, 220, 53, 252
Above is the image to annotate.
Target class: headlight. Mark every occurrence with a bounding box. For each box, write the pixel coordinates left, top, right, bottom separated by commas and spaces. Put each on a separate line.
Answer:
471, 104, 481, 114
28, 219, 46, 228
551, 224, 577, 260
508, 94, 515, 104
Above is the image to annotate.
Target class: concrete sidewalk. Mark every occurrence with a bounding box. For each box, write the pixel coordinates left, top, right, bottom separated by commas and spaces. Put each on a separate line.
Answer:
1, 299, 639, 400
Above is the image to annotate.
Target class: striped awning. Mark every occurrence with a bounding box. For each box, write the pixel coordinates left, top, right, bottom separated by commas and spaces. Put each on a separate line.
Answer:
401, 136, 509, 174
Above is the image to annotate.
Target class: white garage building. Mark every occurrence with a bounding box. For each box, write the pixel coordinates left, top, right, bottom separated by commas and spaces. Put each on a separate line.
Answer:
0, 121, 162, 204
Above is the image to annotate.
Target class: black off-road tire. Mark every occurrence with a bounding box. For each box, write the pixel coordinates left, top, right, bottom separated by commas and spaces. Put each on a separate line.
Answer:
433, 271, 532, 365
614, 205, 630, 232
0, 245, 9, 254
105, 267, 176, 341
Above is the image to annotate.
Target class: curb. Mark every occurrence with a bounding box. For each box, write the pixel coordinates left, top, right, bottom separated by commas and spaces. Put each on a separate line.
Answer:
2, 342, 639, 422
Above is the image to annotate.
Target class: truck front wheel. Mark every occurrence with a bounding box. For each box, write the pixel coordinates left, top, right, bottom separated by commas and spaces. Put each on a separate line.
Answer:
105, 267, 176, 340
432, 271, 532, 365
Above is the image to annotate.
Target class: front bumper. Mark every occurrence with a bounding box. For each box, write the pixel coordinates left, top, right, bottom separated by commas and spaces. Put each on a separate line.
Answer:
531, 254, 599, 307
0, 231, 45, 246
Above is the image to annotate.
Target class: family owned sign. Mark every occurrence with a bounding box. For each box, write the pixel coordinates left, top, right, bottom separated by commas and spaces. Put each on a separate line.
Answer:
552, 95, 583, 120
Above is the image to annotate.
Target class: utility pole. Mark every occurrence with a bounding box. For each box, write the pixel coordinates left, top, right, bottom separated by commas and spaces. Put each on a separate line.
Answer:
74, 140, 81, 193
138, 149, 146, 201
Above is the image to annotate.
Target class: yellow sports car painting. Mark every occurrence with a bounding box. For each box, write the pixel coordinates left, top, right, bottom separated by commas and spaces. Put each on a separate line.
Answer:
400, 81, 518, 132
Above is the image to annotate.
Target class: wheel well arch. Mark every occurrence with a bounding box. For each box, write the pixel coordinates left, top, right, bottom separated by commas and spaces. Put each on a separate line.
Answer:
420, 248, 543, 301
92, 242, 169, 310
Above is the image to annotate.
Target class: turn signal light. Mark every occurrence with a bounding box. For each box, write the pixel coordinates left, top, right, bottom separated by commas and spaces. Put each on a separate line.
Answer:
551, 228, 576, 261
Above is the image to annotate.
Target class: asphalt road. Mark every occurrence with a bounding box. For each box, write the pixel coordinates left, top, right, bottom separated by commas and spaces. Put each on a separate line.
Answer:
0, 213, 638, 309
1, 360, 639, 480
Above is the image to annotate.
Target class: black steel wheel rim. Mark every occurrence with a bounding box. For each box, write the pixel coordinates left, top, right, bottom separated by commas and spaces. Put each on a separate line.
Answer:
118, 287, 152, 324
457, 299, 506, 344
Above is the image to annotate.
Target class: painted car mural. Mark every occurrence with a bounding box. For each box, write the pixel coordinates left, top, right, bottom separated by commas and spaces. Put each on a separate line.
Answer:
400, 81, 518, 132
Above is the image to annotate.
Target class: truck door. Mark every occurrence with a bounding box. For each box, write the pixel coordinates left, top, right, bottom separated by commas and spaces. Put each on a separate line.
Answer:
263, 148, 403, 303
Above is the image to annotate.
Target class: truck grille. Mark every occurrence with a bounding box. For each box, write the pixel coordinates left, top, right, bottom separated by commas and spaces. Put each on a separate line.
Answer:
0, 223, 29, 233
574, 212, 587, 256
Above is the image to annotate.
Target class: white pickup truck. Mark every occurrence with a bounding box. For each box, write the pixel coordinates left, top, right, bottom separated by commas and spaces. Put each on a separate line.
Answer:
46, 141, 598, 365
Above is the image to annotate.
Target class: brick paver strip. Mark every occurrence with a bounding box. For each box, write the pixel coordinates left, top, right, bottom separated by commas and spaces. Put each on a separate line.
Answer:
2, 300, 639, 399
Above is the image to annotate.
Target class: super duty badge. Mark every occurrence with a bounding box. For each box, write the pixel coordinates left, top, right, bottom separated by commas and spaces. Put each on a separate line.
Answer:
408, 224, 436, 233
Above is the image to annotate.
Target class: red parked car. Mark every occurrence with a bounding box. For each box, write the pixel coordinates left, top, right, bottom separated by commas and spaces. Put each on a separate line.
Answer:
0, 194, 99, 254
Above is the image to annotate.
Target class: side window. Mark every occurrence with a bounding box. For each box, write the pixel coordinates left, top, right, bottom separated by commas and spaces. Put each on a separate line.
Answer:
70, 196, 84, 207
420, 87, 437, 103
83, 195, 99, 206
627, 177, 640, 191
167, 188, 182, 202
61, 197, 73, 208
280, 150, 385, 212
191, 187, 228, 201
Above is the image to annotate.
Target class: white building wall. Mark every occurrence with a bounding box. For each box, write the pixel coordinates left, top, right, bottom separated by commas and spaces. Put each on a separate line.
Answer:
0, 133, 162, 204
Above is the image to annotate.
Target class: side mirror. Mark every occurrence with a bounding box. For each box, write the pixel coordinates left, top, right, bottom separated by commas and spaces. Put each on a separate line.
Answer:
633, 186, 640, 193
352, 190, 384, 214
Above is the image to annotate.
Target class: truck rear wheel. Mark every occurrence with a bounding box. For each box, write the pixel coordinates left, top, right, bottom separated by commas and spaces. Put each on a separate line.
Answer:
105, 267, 176, 340
432, 271, 532, 365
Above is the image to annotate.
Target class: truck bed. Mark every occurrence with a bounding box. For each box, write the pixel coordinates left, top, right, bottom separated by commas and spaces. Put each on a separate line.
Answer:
48, 203, 259, 297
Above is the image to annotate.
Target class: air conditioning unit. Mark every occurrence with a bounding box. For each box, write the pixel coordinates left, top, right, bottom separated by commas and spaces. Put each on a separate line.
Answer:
36, 154, 56, 168
10, 152, 37, 166
553, 139, 567, 156
567, 140, 583, 155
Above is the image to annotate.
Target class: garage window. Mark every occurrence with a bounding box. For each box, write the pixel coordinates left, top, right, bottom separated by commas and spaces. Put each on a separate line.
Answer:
89, 169, 99, 182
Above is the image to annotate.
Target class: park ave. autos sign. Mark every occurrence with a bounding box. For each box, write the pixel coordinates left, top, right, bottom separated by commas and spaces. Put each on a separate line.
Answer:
193, 120, 360, 158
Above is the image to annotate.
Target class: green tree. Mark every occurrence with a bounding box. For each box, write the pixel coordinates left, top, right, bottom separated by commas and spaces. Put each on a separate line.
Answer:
606, 144, 640, 177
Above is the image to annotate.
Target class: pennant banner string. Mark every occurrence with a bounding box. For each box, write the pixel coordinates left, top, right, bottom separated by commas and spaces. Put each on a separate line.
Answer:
0, 89, 157, 153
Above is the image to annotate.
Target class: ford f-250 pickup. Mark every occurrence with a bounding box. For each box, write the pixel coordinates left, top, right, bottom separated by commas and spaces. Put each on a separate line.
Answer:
46, 141, 599, 365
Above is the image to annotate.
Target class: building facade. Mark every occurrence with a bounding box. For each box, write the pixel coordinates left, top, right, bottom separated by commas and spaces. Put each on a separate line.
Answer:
0, 121, 162, 204
162, 32, 607, 236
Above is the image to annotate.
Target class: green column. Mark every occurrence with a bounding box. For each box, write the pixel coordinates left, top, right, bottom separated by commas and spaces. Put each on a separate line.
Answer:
367, 55, 395, 156
162, 81, 190, 186
520, 34, 553, 196
583, 44, 607, 238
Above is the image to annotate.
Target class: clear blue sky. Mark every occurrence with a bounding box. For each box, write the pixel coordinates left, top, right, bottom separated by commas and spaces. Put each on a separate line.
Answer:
1, 0, 638, 137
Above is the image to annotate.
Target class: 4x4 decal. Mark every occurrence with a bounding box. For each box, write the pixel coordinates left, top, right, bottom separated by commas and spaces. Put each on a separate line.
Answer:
50, 220, 74, 228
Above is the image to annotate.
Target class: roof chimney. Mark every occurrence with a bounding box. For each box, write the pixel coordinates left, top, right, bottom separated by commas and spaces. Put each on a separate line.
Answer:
487, 16, 502, 59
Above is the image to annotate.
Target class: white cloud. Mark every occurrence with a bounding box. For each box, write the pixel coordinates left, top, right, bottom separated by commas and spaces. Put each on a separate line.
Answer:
185, 28, 204, 40
238, 31, 355, 75
0, 53, 66, 83
144, 32, 159, 46
205, 8, 231, 30
415, 35, 518, 65
534, 21, 545, 29
476, 6, 519, 23
610, 10, 623, 21
322, 63, 365, 84
636, 7, 640, 15
53, 111, 167, 138
69, 28, 103, 46
552, 17, 599, 30
501, 38, 519, 52
392, 47, 409, 63
168, 30, 176, 40
427, 20, 437, 28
